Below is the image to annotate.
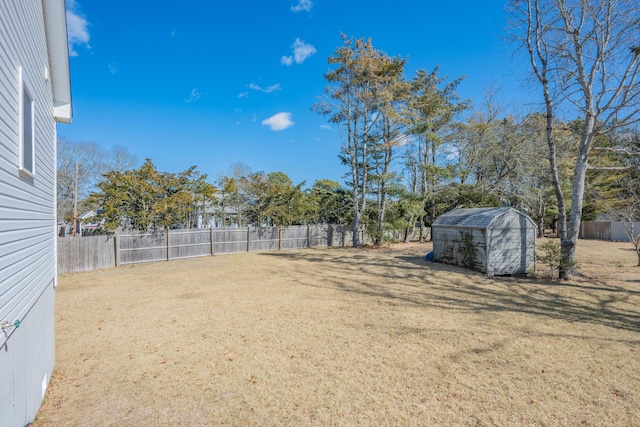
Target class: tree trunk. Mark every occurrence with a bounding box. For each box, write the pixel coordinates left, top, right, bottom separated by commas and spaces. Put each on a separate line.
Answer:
429, 140, 438, 242
352, 211, 361, 248
419, 216, 426, 242
375, 181, 384, 246
545, 103, 566, 240
559, 116, 595, 279
537, 214, 544, 238
375, 144, 393, 246
72, 161, 78, 237
236, 199, 242, 227
404, 221, 416, 243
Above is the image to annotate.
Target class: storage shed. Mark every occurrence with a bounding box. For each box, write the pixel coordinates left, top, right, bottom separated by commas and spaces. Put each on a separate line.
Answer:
432, 207, 536, 276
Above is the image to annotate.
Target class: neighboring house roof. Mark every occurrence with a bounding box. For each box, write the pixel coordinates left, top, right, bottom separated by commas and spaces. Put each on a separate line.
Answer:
433, 207, 535, 229
78, 210, 97, 220
42, 0, 72, 123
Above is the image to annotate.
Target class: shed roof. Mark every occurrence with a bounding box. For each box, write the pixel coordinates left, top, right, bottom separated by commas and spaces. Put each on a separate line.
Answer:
432, 207, 534, 229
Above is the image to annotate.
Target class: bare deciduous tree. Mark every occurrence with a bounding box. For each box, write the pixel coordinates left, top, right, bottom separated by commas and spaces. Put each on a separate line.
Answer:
57, 138, 137, 226
509, 0, 640, 278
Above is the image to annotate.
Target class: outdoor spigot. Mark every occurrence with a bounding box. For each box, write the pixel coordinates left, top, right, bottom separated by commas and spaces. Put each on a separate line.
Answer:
0, 320, 20, 331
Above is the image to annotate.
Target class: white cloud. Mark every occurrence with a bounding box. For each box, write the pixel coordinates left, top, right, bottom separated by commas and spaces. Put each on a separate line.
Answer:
282, 38, 316, 66
294, 39, 316, 63
66, 0, 91, 56
262, 112, 294, 131
248, 83, 282, 93
108, 63, 118, 74
320, 124, 331, 130
185, 88, 202, 103
291, 0, 313, 12
238, 91, 249, 98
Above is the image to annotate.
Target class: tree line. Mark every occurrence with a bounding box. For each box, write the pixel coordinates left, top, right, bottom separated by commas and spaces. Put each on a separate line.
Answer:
58, 154, 353, 232
58, 0, 640, 278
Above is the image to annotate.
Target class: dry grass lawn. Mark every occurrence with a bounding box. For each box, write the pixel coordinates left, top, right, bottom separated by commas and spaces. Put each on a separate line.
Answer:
34, 239, 640, 426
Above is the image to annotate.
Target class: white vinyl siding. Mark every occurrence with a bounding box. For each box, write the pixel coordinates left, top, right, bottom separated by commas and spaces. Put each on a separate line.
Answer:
0, 0, 69, 425
0, 0, 57, 338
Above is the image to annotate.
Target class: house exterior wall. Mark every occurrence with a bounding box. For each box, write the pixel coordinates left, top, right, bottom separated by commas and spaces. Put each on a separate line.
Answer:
0, 0, 62, 425
432, 226, 488, 273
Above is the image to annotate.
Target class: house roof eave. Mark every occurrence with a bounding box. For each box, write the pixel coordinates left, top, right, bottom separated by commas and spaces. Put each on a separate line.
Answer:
43, 0, 72, 123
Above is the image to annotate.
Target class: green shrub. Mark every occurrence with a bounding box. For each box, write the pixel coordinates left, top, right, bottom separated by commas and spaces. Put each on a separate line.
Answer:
537, 239, 576, 279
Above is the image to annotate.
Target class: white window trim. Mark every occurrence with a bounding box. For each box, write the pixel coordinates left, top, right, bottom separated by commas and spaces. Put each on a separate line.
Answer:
19, 66, 36, 177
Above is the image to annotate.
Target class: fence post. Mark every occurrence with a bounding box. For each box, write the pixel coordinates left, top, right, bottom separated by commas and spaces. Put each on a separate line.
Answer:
167, 229, 171, 261
114, 230, 120, 267
279, 225, 283, 250
307, 224, 311, 248
247, 227, 250, 252
210, 227, 215, 256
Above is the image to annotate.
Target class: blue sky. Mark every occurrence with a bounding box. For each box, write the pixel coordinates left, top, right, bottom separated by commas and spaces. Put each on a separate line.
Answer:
61, 0, 528, 187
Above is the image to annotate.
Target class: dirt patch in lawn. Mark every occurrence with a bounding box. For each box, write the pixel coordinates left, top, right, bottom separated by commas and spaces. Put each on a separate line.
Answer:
35, 239, 640, 426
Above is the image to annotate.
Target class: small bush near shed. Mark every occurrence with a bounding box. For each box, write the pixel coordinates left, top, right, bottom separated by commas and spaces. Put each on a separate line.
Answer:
537, 239, 577, 279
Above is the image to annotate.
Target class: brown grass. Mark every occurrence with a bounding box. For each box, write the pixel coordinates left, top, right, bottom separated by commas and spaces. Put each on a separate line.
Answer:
34, 239, 640, 426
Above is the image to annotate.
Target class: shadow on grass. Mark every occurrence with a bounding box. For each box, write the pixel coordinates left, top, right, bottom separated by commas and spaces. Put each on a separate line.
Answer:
260, 248, 640, 335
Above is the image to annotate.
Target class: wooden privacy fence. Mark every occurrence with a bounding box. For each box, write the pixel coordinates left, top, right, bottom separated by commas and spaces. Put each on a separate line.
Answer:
116, 225, 326, 265
57, 234, 117, 274
580, 221, 640, 242
57, 224, 384, 275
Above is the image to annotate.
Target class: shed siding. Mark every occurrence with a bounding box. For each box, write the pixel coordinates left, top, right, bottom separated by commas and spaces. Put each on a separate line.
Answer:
433, 208, 536, 276
487, 227, 536, 275
486, 211, 536, 275
0, 1, 60, 425
433, 226, 488, 273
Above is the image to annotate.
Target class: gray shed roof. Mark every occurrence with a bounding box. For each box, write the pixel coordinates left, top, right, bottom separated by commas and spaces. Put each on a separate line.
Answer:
432, 207, 534, 229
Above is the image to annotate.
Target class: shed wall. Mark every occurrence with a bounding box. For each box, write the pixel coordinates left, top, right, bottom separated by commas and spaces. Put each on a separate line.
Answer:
0, 1, 58, 425
486, 211, 536, 275
487, 229, 536, 274
433, 226, 488, 273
